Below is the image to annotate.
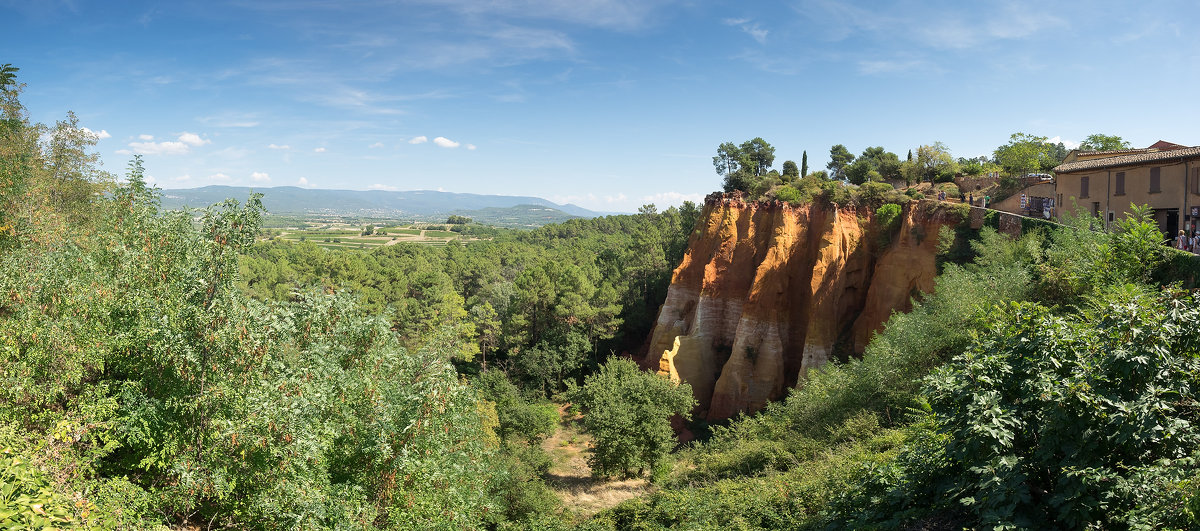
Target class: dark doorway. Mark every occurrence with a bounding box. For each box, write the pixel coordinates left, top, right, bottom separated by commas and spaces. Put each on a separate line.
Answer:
1156, 208, 1180, 239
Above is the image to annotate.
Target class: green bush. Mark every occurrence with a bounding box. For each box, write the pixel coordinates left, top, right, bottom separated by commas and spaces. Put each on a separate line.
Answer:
569, 359, 695, 478
0, 447, 75, 529
772, 185, 803, 205
831, 292, 1200, 529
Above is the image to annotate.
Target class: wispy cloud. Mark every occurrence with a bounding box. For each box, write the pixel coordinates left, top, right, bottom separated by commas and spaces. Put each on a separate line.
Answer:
406, 0, 670, 31
408, 136, 428, 144
368, 183, 399, 191
197, 112, 260, 128
368, 141, 384, 148
209, 172, 232, 182
297, 177, 310, 187
313, 147, 326, 153
251, 171, 271, 182
857, 58, 925, 75
268, 143, 291, 150
723, 17, 768, 44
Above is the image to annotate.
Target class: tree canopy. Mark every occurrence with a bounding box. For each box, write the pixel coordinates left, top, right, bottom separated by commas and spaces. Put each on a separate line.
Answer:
826, 144, 854, 181
569, 358, 695, 478
993, 133, 1061, 176
1079, 133, 1132, 152
714, 138, 777, 193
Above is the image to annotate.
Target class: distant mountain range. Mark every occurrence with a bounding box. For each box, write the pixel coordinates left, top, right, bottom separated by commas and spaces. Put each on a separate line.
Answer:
158, 186, 605, 224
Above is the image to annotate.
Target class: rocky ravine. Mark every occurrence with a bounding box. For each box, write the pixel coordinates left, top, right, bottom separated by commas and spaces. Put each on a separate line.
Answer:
647, 194, 966, 420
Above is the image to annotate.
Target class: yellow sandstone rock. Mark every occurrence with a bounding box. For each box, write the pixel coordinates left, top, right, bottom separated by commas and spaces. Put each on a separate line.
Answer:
648, 196, 962, 420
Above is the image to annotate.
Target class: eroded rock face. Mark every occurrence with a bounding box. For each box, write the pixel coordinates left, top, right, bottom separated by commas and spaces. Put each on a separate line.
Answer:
648, 195, 963, 420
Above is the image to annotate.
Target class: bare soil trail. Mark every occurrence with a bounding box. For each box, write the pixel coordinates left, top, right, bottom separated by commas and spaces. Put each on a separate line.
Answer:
541, 406, 648, 517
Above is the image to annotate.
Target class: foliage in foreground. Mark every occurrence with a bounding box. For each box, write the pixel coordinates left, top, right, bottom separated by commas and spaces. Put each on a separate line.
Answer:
831, 291, 1200, 529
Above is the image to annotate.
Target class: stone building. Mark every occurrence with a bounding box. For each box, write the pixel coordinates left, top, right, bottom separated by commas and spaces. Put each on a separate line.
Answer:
1053, 141, 1200, 235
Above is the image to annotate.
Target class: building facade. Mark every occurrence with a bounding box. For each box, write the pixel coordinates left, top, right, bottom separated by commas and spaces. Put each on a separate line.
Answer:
1053, 143, 1200, 236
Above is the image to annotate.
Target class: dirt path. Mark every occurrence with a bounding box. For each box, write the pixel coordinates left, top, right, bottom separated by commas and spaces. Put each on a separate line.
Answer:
541, 407, 648, 517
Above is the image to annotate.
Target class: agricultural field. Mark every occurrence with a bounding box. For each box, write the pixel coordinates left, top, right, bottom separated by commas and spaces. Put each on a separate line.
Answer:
263, 217, 474, 251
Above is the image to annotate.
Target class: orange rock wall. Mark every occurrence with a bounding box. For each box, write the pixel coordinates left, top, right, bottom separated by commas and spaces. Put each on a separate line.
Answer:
649, 196, 963, 420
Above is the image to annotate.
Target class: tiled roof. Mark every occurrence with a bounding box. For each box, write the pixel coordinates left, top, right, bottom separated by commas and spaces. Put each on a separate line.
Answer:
1054, 146, 1200, 173
1074, 148, 1149, 157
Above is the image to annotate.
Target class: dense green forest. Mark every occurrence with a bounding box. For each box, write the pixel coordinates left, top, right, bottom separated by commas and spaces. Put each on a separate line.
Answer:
6, 67, 1200, 530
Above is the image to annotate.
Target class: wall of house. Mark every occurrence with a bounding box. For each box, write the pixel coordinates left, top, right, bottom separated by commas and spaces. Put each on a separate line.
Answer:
1057, 160, 1197, 228
992, 182, 1055, 217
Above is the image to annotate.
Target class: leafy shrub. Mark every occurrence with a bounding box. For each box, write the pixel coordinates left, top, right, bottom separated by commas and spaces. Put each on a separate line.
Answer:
569, 359, 695, 478
0, 447, 75, 529
856, 181, 902, 206
772, 185, 804, 205
833, 293, 1200, 529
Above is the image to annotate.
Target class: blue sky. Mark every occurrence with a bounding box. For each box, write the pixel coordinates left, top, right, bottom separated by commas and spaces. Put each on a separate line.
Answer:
6, 0, 1200, 213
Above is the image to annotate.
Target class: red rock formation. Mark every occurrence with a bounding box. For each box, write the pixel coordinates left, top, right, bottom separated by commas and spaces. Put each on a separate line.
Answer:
648, 195, 964, 420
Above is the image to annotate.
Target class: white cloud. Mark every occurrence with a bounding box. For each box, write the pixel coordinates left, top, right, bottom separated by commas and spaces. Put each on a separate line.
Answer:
125, 140, 190, 155
642, 191, 705, 206
724, 17, 768, 44
178, 132, 210, 146
1047, 136, 1081, 149
368, 142, 385, 148
408, 135, 428, 144
209, 173, 232, 182
81, 127, 111, 139
251, 171, 270, 182
122, 132, 211, 156
268, 143, 291, 150
313, 147, 327, 153
368, 183, 399, 191
297, 177, 309, 187
433, 136, 460, 148
466, 144, 477, 150
174, 174, 192, 182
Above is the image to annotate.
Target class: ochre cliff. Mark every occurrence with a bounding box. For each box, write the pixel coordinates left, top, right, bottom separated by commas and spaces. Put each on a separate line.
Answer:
648, 195, 965, 420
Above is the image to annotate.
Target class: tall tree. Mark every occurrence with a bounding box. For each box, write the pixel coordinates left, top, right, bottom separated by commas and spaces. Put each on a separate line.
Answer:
908, 142, 957, 182
712, 141, 741, 178
827, 144, 855, 181
737, 137, 776, 176
781, 160, 799, 181
801, 150, 808, 178
994, 133, 1057, 176
1079, 134, 1131, 152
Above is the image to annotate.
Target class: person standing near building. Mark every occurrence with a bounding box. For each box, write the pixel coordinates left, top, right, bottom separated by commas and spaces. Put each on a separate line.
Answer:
1176, 230, 1188, 251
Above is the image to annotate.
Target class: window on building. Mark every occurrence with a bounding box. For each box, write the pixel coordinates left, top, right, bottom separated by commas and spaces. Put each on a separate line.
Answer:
1108, 211, 1115, 223
1192, 168, 1200, 194
1092, 202, 1100, 217
1150, 167, 1161, 193
1115, 172, 1125, 195
1081, 176, 1089, 198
